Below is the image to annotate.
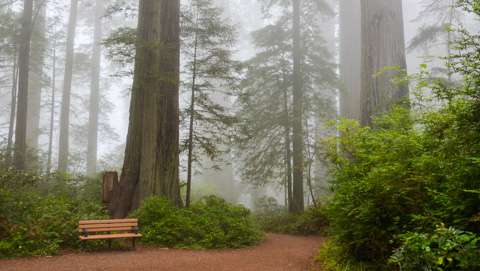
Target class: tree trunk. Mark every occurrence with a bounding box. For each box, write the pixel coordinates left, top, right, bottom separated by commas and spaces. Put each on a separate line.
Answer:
360, 0, 408, 126
47, 37, 56, 174
109, 0, 182, 218
87, 0, 104, 176
8, 48, 18, 163
282, 72, 293, 212
186, 20, 199, 208
339, 0, 361, 121
14, 0, 34, 170
26, 0, 47, 168
291, 0, 304, 213
58, 0, 78, 172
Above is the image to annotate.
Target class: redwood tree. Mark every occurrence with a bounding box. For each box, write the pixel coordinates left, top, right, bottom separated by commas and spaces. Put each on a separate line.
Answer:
360, 0, 408, 126
109, 0, 182, 218
58, 0, 78, 172
14, 0, 33, 170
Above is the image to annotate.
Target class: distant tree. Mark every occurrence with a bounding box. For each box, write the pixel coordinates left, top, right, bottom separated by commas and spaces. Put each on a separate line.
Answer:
109, 0, 182, 218
339, 0, 361, 121
360, 0, 409, 126
182, 0, 238, 207
409, 0, 464, 81
26, 0, 47, 169
58, 0, 79, 172
86, 0, 105, 176
14, 0, 34, 170
237, 0, 336, 212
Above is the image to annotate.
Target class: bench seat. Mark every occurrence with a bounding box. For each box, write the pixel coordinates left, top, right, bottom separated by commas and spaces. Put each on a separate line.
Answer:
78, 218, 141, 249
80, 233, 142, 240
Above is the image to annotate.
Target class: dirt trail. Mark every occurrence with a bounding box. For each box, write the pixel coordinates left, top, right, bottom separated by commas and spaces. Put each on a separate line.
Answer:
0, 234, 323, 271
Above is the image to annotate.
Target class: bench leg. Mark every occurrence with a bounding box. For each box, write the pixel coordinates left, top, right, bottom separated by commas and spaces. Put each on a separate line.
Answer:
132, 238, 136, 250
108, 239, 112, 249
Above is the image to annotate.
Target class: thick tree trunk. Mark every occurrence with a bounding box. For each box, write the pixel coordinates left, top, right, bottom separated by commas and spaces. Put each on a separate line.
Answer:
26, 0, 47, 167
8, 49, 18, 162
109, 0, 182, 218
360, 0, 408, 126
14, 0, 34, 170
87, 0, 104, 176
58, 0, 78, 172
339, 0, 361, 121
47, 38, 56, 174
291, 0, 304, 213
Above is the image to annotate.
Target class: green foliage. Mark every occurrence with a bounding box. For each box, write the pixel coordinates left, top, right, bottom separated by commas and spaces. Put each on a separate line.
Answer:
321, 3, 480, 268
133, 196, 263, 249
0, 168, 107, 258
235, 0, 337, 187
316, 240, 377, 271
390, 226, 480, 271
254, 196, 327, 235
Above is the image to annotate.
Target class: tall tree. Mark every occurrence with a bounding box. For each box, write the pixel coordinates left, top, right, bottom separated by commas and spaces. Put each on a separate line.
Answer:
58, 0, 78, 172
291, 0, 304, 213
182, 0, 238, 207
14, 0, 34, 170
237, 0, 336, 212
7, 47, 18, 162
87, 0, 105, 176
26, 0, 47, 167
47, 33, 57, 174
339, 0, 361, 120
109, 0, 182, 218
360, 0, 408, 126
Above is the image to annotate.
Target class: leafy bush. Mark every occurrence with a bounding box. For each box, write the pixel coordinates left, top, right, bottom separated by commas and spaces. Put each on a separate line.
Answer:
390, 226, 480, 271
134, 196, 263, 249
254, 196, 327, 235
0, 169, 107, 258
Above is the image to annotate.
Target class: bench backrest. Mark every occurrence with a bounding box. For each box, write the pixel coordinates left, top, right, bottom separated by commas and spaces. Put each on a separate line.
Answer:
79, 219, 138, 234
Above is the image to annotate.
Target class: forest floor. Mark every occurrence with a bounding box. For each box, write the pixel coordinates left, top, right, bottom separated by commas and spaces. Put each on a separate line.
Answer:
0, 234, 324, 271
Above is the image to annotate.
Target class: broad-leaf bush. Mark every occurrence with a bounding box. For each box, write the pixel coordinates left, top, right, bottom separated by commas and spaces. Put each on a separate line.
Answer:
321, 1, 480, 268
134, 195, 263, 249
0, 168, 107, 258
390, 226, 480, 270
253, 196, 328, 235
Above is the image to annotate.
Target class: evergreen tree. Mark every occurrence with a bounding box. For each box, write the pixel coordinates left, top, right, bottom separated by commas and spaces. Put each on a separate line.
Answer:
181, 0, 238, 207
109, 0, 182, 218
236, 0, 337, 212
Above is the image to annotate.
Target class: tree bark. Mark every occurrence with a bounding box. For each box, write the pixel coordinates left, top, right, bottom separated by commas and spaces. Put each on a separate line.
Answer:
339, 0, 361, 121
360, 0, 408, 126
58, 0, 78, 172
291, 0, 304, 213
14, 0, 34, 170
26, 0, 47, 167
87, 0, 104, 176
109, 0, 182, 218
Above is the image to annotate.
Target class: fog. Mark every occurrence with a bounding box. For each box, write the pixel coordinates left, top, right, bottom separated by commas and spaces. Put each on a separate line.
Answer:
0, 0, 472, 208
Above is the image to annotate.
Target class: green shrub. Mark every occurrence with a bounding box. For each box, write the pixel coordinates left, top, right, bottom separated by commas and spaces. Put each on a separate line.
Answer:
390, 226, 480, 271
0, 169, 107, 258
134, 196, 263, 249
254, 196, 327, 235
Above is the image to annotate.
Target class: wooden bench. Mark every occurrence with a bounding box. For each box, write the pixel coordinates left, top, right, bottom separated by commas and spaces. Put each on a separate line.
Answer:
78, 219, 142, 249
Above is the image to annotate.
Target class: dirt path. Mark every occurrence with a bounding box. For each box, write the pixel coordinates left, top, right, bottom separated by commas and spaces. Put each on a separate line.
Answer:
0, 234, 323, 271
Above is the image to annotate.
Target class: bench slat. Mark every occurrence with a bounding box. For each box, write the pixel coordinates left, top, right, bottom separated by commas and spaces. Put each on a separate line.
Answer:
79, 219, 138, 225
78, 226, 136, 233
79, 233, 142, 240
79, 222, 137, 229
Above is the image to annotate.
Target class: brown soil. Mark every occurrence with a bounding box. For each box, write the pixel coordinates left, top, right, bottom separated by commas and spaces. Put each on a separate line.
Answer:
0, 234, 323, 271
